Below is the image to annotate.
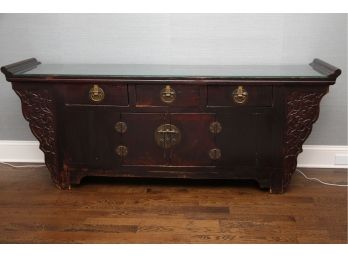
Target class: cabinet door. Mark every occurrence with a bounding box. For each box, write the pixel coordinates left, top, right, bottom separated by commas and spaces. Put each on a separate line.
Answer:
121, 113, 168, 166
169, 113, 216, 166
216, 109, 272, 167
63, 107, 120, 168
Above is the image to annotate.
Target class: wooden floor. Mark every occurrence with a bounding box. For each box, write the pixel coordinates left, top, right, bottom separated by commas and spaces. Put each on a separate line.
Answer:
0, 164, 346, 243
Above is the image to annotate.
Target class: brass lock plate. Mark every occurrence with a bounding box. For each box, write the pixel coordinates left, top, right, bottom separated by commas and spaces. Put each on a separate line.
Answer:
209, 121, 222, 134
115, 121, 127, 133
232, 86, 248, 104
155, 124, 181, 149
209, 148, 221, 160
89, 84, 105, 102
160, 85, 176, 104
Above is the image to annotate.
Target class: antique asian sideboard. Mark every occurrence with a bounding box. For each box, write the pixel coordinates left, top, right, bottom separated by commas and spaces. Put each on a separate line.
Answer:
1, 58, 341, 193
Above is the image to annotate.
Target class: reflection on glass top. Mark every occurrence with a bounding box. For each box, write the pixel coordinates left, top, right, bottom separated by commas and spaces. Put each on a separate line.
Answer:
20, 63, 325, 78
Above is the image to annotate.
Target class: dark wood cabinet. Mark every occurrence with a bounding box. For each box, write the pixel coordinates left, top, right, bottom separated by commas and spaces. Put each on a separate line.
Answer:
1, 58, 341, 193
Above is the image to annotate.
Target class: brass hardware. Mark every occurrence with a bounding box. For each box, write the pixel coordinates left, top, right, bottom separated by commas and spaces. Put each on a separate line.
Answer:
209, 148, 221, 160
209, 121, 222, 134
89, 84, 105, 102
232, 86, 248, 104
155, 124, 181, 149
160, 85, 176, 104
115, 121, 127, 133
115, 145, 128, 157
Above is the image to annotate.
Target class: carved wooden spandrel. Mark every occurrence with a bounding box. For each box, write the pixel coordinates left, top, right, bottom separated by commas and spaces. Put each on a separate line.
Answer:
280, 87, 329, 192
12, 85, 69, 189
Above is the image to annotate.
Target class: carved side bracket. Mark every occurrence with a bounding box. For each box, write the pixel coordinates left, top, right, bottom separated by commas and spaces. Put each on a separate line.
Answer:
282, 87, 329, 190
13, 86, 68, 188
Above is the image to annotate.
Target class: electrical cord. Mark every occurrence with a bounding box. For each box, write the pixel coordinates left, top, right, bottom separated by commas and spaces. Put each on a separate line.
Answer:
296, 169, 348, 187
0, 162, 46, 168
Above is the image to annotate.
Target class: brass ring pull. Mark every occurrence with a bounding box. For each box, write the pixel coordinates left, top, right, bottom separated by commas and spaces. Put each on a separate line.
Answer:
232, 86, 248, 104
160, 85, 176, 104
89, 84, 105, 102
115, 145, 128, 157
155, 124, 181, 149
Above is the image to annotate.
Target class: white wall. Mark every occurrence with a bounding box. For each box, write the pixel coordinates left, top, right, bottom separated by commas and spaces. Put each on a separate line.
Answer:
0, 14, 347, 145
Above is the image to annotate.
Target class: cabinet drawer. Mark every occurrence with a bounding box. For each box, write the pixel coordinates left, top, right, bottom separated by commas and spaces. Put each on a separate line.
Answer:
58, 84, 128, 106
207, 85, 273, 107
135, 84, 200, 107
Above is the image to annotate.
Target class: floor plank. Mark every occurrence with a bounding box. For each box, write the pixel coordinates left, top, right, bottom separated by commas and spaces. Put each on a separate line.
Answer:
0, 164, 346, 243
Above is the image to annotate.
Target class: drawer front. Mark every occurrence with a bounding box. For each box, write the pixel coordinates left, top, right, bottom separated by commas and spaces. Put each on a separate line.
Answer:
135, 84, 200, 107
207, 85, 273, 107
58, 84, 128, 106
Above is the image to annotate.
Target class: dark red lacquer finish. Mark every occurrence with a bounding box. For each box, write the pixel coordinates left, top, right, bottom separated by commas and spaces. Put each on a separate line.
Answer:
1, 58, 341, 193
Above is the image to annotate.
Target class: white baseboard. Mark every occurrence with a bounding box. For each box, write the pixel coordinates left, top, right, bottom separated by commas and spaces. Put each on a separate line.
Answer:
0, 140, 347, 169
0, 140, 44, 163
297, 145, 348, 169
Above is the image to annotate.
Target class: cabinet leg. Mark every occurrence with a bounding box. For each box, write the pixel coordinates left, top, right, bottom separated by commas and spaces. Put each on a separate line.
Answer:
69, 173, 84, 187
269, 168, 285, 194
53, 181, 71, 190
50, 164, 71, 190
269, 185, 284, 194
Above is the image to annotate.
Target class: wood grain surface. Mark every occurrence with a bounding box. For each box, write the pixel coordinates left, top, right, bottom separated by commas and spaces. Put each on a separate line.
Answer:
0, 165, 346, 243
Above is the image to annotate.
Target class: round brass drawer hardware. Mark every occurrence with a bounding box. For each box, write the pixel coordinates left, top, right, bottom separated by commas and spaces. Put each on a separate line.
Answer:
160, 85, 176, 104
155, 123, 181, 149
89, 84, 105, 102
232, 86, 248, 104
209, 121, 222, 134
115, 121, 127, 133
115, 145, 128, 157
209, 148, 221, 160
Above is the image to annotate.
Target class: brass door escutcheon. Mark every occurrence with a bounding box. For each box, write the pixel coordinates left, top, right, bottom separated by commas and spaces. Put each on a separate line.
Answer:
209, 148, 221, 160
160, 85, 176, 104
232, 86, 248, 104
115, 145, 128, 157
155, 124, 181, 149
209, 121, 222, 134
115, 121, 127, 133
89, 84, 105, 102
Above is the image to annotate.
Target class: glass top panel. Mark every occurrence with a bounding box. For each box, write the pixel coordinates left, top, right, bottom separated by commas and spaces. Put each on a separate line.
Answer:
20, 63, 325, 78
